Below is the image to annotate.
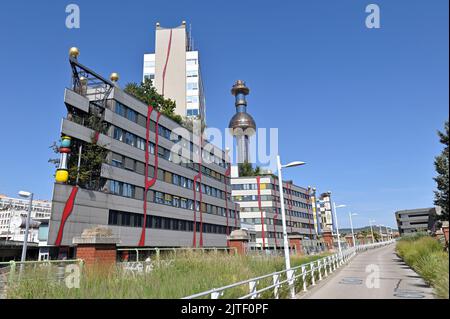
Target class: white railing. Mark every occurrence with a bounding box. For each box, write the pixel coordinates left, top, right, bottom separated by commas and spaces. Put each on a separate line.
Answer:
183, 240, 395, 299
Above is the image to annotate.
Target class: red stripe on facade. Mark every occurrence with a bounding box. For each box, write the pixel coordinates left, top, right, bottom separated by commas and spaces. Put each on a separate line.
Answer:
272, 178, 279, 247
286, 183, 294, 233
224, 165, 231, 244
256, 176, 266, 249
192, 175, 199, 247
139, 106, 161, 246
55, 186, 79, 246
194, 133, 204, 247
162, 29, 173, 96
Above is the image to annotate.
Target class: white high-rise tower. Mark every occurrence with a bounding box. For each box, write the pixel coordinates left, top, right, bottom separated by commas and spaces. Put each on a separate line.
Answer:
143, 21, 206, 123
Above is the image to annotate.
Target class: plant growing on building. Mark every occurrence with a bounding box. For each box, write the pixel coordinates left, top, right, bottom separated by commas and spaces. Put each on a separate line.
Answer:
238, 161, 261, 177
124, 78, 183, 125
49, 112, 108, 190
434, 121, 449, 221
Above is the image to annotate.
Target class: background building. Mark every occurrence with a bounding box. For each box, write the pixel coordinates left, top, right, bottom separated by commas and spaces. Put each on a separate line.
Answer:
47, 48, 238, 253
143, 22, 206, 122
395, 207, 441, 235
0, 195, 50, 244
231, 176, 315, 249
317, 192, 334, 232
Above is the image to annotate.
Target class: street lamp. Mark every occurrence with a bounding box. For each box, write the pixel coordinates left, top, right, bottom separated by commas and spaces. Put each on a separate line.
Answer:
276, 155, 305, 299
369, 219, 375, 244
349, 212, 358, 247
18, 191, 33, 267
332, 203, 346, 259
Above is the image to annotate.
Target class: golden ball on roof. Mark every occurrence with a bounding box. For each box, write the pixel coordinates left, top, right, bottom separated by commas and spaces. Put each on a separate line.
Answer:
69, 47, 80, 58
110, 72, 119, 82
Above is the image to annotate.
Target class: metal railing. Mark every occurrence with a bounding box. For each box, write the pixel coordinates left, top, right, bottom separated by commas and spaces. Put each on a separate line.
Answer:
183, 240, 395, 299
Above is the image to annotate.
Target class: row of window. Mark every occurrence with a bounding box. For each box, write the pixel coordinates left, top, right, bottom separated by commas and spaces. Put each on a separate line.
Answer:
153, 191, 238, 219
232, 194, 312, 211
239, 207, 313, 219
108, 179, 237, 219
113, 101, 226, 169
232, 183, 311, 200
241, 217, 312, 229
110, 152, 229, 201
112, 125, 227, 183
108, 210, 237, 234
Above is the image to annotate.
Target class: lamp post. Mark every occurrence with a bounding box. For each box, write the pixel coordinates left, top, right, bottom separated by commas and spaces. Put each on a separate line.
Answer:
276, 155, 305, 299
332, 203, 346, 258
379, 224, 383, 242
349, 212, 358, 247
18, 191, 33, 273
369, 219, 375, 244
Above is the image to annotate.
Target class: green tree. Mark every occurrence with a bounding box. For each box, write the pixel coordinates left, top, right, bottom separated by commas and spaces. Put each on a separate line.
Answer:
124, 78, 183, 124
238, 161, 261, 177
434, 121, 449, 221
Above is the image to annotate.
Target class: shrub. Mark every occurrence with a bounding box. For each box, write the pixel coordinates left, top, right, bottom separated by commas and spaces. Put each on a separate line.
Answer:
396, 235, 449, 299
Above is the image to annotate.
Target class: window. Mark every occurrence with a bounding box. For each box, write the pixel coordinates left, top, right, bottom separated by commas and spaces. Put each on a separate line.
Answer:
126, 109, 137, 122
187, 70, 198, 78
125, 132, 135, 146
173, 174, 179, 186
186, 58, 197, 65
113, 127, 123, 142
186, 95, 199, 104
186, 82, 198, 91
164, 194, 173, 205
187, 109, 199, 116
155, 192, 164, 204
173, 196, 180, 208
115, 103, 126, 117
136, 137, 145, 151
164, 171, 172, 184
111, 153, 123, 168
124, 157, 135, 171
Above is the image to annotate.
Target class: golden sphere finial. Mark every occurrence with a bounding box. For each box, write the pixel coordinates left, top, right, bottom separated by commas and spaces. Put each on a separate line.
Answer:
110, 72, 119, 82
69, 47, 80, 58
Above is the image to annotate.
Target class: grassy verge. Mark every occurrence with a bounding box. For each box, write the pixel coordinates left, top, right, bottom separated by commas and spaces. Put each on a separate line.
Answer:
396, 233, 449, 299
6, 251, 328, 299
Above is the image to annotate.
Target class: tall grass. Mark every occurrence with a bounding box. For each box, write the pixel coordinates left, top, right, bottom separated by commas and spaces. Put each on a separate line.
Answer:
6, 251, 327, 299
396, 234, 449, 299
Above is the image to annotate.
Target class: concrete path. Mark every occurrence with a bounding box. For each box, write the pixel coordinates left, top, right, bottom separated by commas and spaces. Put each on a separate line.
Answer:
297, 244, 435, 299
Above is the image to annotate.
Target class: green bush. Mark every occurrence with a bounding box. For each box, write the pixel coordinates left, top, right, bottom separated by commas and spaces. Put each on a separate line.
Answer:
396, 235, 449, 299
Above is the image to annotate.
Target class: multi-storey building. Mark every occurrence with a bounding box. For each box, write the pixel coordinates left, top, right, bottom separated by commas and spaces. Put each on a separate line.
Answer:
143, 22, 206, 122
0, 195, 51, 244
47, 48, 238, 251
231, 176, 315, 249
395, 207, 440, 235
317, 192, 334, 232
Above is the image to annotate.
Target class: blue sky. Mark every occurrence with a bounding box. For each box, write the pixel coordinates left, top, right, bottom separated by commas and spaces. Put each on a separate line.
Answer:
0, 1, 448, 229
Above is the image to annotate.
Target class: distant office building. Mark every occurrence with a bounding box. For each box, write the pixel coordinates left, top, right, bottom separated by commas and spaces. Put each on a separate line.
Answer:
143, 22, 206, 122
47, 48, 238, 252
395, 207, 441, 235
317, 192, 334, 232
309, 187, 322, 235
0, 195, 51, 245
231, 176, 315, 249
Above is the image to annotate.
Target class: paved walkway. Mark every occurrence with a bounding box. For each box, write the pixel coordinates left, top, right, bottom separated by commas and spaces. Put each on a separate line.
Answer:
297, 244, 435, 299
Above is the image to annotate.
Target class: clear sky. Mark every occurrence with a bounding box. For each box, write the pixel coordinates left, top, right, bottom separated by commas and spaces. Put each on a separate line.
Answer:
0, 0, 448, 229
